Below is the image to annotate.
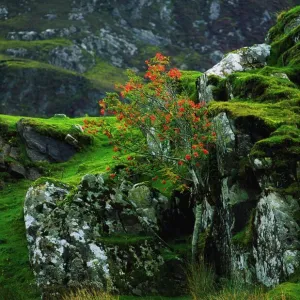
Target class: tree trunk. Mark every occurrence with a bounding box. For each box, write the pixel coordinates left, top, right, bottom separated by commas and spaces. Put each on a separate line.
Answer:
192, 201, 202, 262
190, 168, 202, 262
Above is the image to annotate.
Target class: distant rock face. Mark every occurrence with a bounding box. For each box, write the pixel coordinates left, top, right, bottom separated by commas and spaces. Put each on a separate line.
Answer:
0, 6, 8, 20
0, 64, 104, 117
0, 0, 297, 117
17, 119, 77, 162
49, 45, 95, 73
24, 174, 186, 297
1, 0, 298, 70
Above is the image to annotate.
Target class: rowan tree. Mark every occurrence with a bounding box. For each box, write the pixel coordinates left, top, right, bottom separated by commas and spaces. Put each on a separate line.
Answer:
84, 53, 216, 260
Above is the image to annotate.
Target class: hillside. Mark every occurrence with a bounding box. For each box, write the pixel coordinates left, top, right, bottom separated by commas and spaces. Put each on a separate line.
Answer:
0, 4, 300, 300
0, 0, 299, 117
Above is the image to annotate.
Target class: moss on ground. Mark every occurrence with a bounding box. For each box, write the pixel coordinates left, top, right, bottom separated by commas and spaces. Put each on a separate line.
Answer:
178, 70, 202, 101
20, 117, 93, 147
268, 282, 300, 299
0, 38, 72, 60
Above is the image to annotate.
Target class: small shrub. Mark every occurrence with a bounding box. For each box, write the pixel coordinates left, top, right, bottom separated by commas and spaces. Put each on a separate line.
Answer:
186, 261, 215, 299
212, 278, 267, 300
62, 288, 119, 300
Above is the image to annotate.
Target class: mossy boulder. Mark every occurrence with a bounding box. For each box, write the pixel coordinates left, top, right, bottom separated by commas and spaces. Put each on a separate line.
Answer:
197, 6, 300, 288
24, 174, 183, 296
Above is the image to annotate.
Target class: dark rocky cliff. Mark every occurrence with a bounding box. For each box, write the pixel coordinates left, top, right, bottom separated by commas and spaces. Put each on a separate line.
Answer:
0, 0, 299, 117
197, 6, 300, 287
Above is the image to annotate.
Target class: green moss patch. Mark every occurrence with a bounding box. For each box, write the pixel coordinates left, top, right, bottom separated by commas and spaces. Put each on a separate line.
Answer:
20, 117, 93, 147
268, 15, 300, 66
268, 282, 300, 299
0, 39, 72, 60
268, 6, 300, 44
85, 58, 127, 91
178, 70, 202, 100
0, 180, 40, 300
209, 101, 299, 132
227, 72, 299, 103
250, 125, 300, 158
161, 239, 191, 261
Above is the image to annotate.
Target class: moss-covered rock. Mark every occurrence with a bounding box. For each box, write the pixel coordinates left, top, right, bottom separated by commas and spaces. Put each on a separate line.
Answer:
196, 7, 300, 288
24, 174, 186, 296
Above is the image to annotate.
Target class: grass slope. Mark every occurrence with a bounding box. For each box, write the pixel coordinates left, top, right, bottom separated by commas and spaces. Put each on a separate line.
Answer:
0, 114, 191, 299
0, 115, 117, 299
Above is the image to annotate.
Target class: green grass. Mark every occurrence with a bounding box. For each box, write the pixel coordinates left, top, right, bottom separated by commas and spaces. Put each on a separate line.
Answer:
0, 113, 192, 299
0, 38, 72, 55
0, 40, 127, 90
0, 55, 78, 74
0, 115, 118, 299
85, 58, 127, 91
0, 46, 127, 98
0, 180, 40, 300
267, 283, 300, 299
0, 0, 79, 37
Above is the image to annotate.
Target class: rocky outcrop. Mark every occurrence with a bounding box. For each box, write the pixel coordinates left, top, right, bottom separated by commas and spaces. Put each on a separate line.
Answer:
197, 43, 271, 102
0, 62, 104, 117
17, 119, 77, 162
0, 133, 41, 186
24, 174, 187, 297
1, 0, 298, 71
203, 112, 300, 286
196, 9, 300, 286
49, 45, 95, 73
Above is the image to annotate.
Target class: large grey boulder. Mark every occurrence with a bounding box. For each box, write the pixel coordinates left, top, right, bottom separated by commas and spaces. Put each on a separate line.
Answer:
198, 44, 271, 103
24, 175, 170, 296
254, 193, 300, 287
17, 119, 77, 162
